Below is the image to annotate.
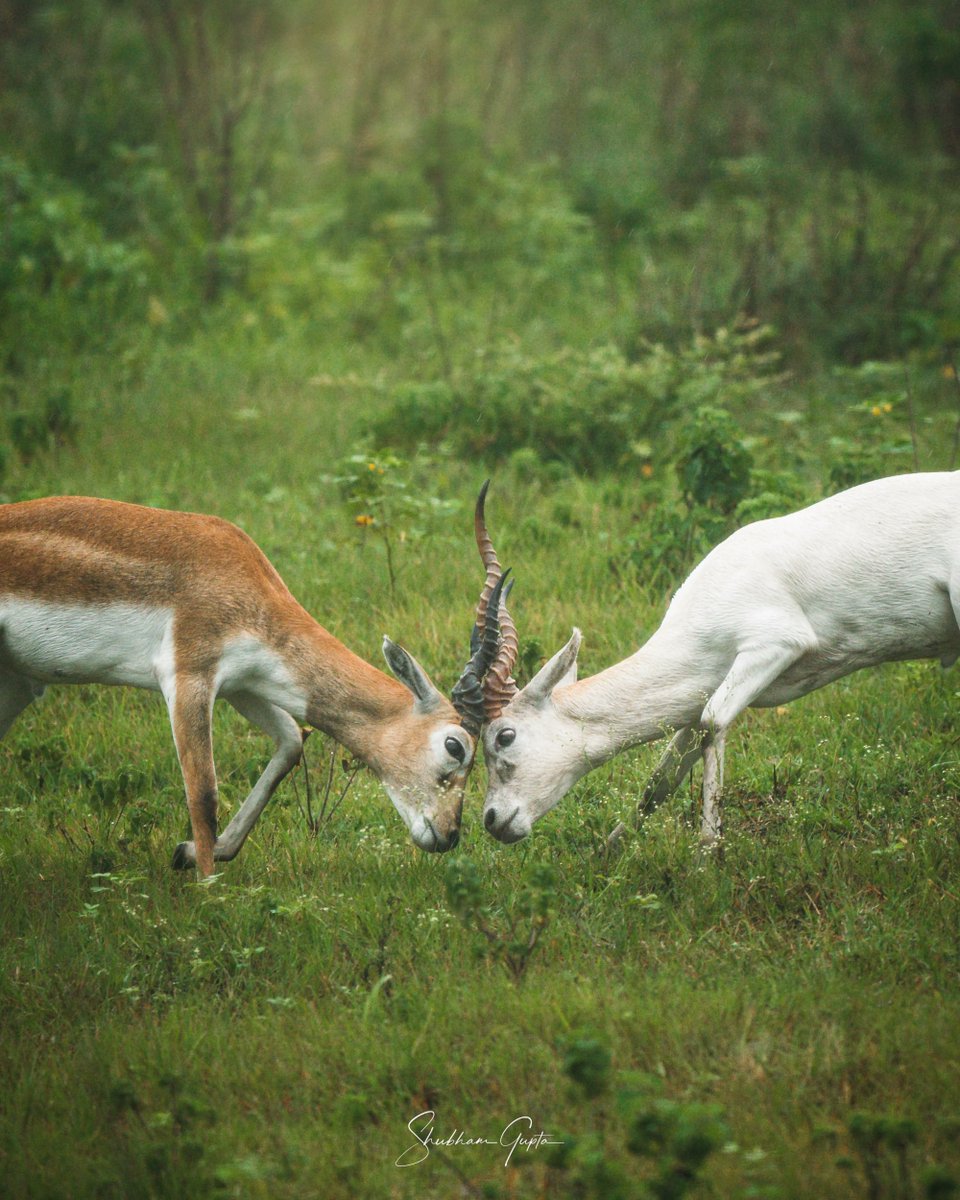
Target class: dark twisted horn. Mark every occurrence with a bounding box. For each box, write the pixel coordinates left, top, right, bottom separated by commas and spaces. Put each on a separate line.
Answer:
473, 479, 501, 642
452, 571, 511, 735
473, 482, 519, 720
451, 481, 521, 732
483, 576, 519, 722
472, 480, 519, 682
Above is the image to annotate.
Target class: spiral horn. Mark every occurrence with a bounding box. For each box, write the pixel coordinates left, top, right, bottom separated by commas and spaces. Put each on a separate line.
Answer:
451, 481, 521, 731
452, 570, 512, 735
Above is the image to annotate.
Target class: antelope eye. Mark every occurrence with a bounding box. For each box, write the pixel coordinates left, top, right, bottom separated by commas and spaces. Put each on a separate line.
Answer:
444, 736, 466, 763
495, 727, 516, 750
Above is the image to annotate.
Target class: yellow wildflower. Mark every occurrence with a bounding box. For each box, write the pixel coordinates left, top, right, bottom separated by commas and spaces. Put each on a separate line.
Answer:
355, 514, 375, 526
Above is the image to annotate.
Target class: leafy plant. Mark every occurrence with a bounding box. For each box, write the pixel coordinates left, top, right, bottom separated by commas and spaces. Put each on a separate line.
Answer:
335, 448, 458, 597
7, 388, 78, 465
106, 1069, 219, 1195
619, 403, 760, 590
545, 1036, 731, 1199
843, 1111, 947, 1200
618, 502, 728, 594
675, 405, 753, 514
561, 1036, 613, 1100
849, 1108, 921, 1195
823, 361, 917, 491
444, 858, 557, 982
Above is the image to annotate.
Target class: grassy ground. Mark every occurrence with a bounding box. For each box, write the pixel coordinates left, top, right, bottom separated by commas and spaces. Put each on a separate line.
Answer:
2, 339, 959, 1199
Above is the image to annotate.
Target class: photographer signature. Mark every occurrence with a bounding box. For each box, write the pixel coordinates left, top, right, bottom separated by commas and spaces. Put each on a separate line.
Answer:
396, 1110, 564, 1168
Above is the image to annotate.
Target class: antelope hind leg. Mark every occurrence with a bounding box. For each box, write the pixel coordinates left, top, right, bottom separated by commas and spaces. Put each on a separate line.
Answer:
606, 725, 703, 850
0, 670, 40, 740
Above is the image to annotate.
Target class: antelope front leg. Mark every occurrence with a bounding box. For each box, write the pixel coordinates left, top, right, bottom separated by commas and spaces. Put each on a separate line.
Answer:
700, 728, 726, 847
697, 638, 809, 848
166, 677, 218, 877
172, 694, 306, 870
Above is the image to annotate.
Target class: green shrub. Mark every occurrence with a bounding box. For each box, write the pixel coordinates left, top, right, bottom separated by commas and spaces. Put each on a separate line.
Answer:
444, 858, 557, 982
7, 389, 78, 465
545, 1040, 731, 1199
368, 323, 783, 475
675, 405, 753, 514
0, 155, 149, 354
620, 402, 775, 590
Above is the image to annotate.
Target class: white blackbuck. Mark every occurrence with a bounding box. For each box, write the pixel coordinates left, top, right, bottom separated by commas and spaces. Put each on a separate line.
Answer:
470, 473, 960, 847
0, 496, 505, 876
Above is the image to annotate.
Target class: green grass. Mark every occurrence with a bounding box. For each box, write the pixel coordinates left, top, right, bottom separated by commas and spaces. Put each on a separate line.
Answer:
2, 337, 960, 1199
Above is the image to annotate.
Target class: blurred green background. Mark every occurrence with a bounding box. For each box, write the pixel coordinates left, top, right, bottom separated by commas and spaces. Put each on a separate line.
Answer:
2, 0, 958, 375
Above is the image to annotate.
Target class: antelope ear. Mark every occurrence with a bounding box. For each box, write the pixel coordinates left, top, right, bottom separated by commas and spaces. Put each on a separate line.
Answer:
382, 637, 444, 714
556, 656, 578, 689
517, 629, 582, 707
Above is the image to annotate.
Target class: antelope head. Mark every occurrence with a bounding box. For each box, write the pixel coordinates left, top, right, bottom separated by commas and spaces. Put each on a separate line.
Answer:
377, 637, 476, 852
480, 629, 585, 843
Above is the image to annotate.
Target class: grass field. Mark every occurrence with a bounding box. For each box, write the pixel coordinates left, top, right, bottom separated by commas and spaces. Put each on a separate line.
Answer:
2, 337, 960, 1200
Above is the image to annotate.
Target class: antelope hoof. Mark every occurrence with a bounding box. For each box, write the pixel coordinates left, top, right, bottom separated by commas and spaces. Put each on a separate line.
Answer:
171, 841, 195, 870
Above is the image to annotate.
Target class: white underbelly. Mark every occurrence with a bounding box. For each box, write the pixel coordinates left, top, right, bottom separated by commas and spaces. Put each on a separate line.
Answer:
0, 597, 173, 689
753, 634, 960, 707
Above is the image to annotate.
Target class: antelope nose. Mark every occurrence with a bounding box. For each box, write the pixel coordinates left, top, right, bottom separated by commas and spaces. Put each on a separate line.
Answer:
484, 808, 497, 831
